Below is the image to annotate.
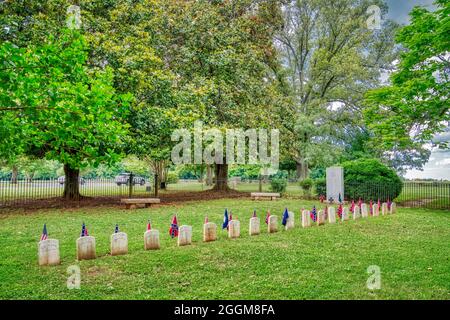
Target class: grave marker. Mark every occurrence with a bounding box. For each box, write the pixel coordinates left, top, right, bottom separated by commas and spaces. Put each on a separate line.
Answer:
326, 167, 344, 203
342, 207, 350, 221
268, 215, 278, 233
353, 206, 361, 220
390, 202, 397, 214
144, 229, 160, 250
382, 203, 388, 215
228, 220, 240, 239
302, 210, 311, 228
285, 212, 295, 230
317, 210, 325, 226
178, 225, 193, 246
203, 222, 217, 242
328, 207, 336, 224
361, 203, 369, 218
110, 232, 128, 256
249, 217, 260, 236
76, 236, 96, 260
38, 239, 60, 266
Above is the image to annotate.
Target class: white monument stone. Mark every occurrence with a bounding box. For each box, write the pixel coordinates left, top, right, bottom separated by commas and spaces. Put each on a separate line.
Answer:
361, 203, 369, 218
268, 215, 278, 233
317, 210, 325, 226
178, 225, 193, 246
373, 204, 380, 217
342, 207, 350, 221
38, 239, 60, 266
353, 206, 361, 220
203, 222, 217, 242
328, 207, 336, 224
144, 229, 160, 250
249, 217, 260, 236
110, 232, 128, 256
301, 210, 311, 228
228, 220, 240, 239
285, 212, 295, 230
382, 203, 388, 215
326, 166, 344, 203
76, 236, 96, 260
390, 202, 397, 214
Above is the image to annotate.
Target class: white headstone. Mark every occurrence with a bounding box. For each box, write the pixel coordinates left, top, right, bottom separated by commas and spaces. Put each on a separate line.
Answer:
203, 222, 217, 242
249, 217, 260, 236
285, 212, 295, 230
328, 207, 336, 224
353, 206, 361, 220
342, 207, 349, 221
361, 203, 369, 218
76, 236, 96, 260
178, 225, 193, 246
390, 202, 396, 214
373, 204, 380, 217
301, 210, 311, 228
144, 229, 160, 250
228, 220, 240, 238
382, 203, 388, 215
111, 232, 128, 256
268, 215, 278, 233
317, 210, 325, 226
326, 167, 344, 203
38, 239, 60, 266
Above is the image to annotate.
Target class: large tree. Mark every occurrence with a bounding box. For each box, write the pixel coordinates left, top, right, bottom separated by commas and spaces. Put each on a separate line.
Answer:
0, 30, 131, 199
275, 0, 399, 178
364, 0, 449, 165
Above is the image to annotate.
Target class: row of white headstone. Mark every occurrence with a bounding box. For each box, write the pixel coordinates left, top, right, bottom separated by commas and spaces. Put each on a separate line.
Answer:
38, 202, 396, 266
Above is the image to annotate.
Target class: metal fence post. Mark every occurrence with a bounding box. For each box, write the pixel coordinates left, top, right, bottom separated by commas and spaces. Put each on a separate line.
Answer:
128, 172, 133, 198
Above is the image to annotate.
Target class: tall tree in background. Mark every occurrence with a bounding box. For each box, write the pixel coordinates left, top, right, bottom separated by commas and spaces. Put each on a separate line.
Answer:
275, 0, 399, 178
364, 0, 449, 171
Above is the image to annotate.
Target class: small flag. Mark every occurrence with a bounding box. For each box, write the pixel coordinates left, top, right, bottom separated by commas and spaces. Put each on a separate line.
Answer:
310, 206, 317, 222
229, 211, 233, 222
319, 195, 325, 203
204, 216, 209, 224
40, 224, 48, 241
265, 210, 271, 224
169, 215, 179, 238
370, 200, 373, 215
114, 224, 119, 233
252, 210, 257, 218
282, 208, 289, 226
387, 198, 391, 210
350, 200, 355, 213
80, 222, 88, 237
377, 199, 381, 211
337, 204, 343, 219
222, 209, 229, 230
338, 193, 342, 203
147, 219, 151, 231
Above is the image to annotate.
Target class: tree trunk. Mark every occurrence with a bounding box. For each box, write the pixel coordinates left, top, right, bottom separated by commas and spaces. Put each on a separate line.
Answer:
213, 163, 229, 191
206, 165, 213, 186
63, 164, 81, 200
296, 159, 309, 180
10, 165, 18, 184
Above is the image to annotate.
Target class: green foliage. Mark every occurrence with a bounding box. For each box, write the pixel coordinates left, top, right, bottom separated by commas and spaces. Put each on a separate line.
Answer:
314, 178, 326, 196
166, 171, 179, 184
270, 177, 287, 193
364, 0, 450, 158
342, 158, 403, 201
299, 177, 313, 198
229, 165, 262, 180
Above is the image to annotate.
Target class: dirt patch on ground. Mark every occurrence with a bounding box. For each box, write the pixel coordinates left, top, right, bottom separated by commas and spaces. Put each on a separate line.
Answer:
0, 190, 250, 213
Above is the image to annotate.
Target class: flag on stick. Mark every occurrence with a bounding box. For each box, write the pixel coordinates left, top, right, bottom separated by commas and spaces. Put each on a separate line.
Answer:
40, 224, 48, 241
282, 208, 289, 226
350, 200, 355, 213
204, 216, 209, 224
337, 204, 343, 219
265, 210, 271, 224
80, 222, 88, 237
310, 206, 317, 222
169, 215, 179, 238
222, 209, 229, 230
114, 224, 119, 233
147, 219, 152, 231
252, 210, 257, 218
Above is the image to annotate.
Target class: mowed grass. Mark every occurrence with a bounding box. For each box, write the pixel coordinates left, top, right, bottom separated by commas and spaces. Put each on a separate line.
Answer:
0, 198, 449, 300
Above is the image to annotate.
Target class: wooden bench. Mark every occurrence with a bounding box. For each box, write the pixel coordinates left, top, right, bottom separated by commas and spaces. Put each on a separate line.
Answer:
121, 198, 161, 209
250, 192, 281, 200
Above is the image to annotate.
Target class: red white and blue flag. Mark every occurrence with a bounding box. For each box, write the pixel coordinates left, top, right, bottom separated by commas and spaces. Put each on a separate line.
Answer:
387, 198, 391, 210
282, 208, 289, 226
337, 204, 343, 219
40, 224, 48, 241
370, 200, 373, 215
377, 199, 381, 212
169, 215, 179, 238
204, 216, 209, 224
310, 206, 317, 222
80, 222, 88, 237
265, 210, 271, 224
147, 219, 152, 231
114, 224, 119, 233
350, 200, 355, 213
222, 209, 229, 230
252, 210, 257, 218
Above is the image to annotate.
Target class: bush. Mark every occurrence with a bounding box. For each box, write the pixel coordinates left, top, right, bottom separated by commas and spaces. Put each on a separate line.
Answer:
270, 177, 287, 193
314, 178, 326, 196
299, 178, 313, 198
341, 159, 402, 202
166, 171, 179, 184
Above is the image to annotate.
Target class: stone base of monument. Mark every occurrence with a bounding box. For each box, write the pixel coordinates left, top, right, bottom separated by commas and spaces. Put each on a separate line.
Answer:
203, 222, 217, 242
327, 207, 336, 224
76, 236, 96, 260
285, 212, 295, 230
144, 230, 160, 250
317, 210, 325, 226
178, 225, 193, 246
38, 239, 60, 266
249, 217, 260, 236
302, 210, 311, 227
268, 215, 278, 233
228, 220, 240, 239
111, 232, 128, 256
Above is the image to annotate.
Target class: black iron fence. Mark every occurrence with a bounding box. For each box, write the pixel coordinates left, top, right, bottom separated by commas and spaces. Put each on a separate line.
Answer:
0, 177, 448, 210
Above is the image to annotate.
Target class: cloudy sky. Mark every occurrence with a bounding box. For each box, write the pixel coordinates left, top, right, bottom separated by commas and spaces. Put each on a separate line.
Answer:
384, 0, 450, 180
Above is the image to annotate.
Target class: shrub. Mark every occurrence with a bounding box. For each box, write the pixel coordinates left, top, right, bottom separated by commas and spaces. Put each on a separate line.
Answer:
341, 159, 402, 202
166, 171, 179, 184
270, 177, 287, 193
299, 178, 313, 198
314, 178, 326, 196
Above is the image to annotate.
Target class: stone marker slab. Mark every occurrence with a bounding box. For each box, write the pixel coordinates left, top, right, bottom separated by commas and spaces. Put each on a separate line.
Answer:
373, 204, 379, 217
203, 222, 217, 242
382, 203, 388, 215
268, 215, 278, 233
249, 217, 260, 236
328, 207, 336, 224
342, 207, 349, 221
228, 220, 240, 239
38, 239, 60, 266
178, 225, 193, 246
353, 206, 361, 220
285, 212, 295, 230
361, 203, 369, 218
144, 230, 160, 250
111, 232, 128, 256
326, 166, 344, 203
317, 210, 325, 226
302, 210, 311, 228
76, 236, 96, 260
390, 202, 396, 214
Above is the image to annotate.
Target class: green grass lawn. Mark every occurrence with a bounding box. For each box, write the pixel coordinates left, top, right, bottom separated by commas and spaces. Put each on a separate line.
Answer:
0, 198, 449, 300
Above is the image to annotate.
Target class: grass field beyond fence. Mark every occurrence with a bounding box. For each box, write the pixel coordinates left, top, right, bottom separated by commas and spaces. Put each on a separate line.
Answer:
0, 199, 449, 299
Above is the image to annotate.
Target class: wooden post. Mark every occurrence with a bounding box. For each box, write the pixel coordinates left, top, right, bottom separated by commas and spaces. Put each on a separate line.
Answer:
259, 175, 262, 192
154, 174, 159, 197
128, 172, 133, 198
